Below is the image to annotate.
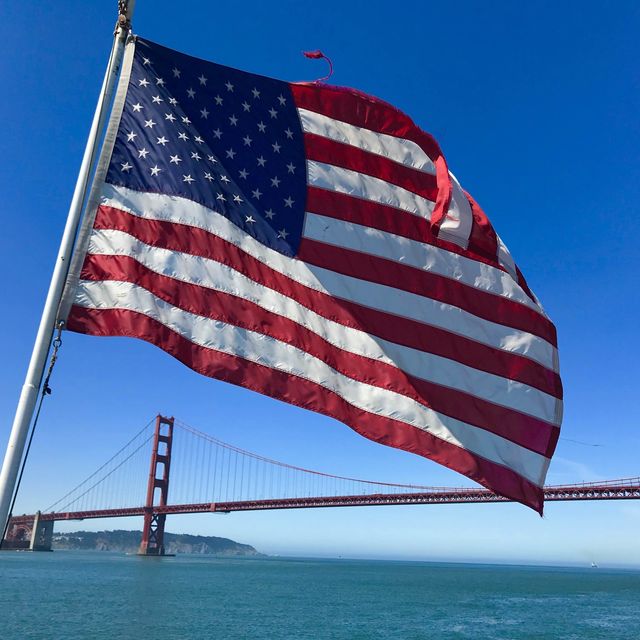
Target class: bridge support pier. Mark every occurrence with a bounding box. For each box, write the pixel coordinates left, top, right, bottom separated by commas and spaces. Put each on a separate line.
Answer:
29, 511, 53, 551
138, 415, 174, 556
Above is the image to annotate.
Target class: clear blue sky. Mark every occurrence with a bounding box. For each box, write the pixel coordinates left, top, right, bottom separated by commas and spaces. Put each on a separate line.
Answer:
1, 1, 639, 566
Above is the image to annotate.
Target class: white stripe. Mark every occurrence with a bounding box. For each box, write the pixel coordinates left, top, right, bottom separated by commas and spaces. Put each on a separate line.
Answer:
497, 234, 518, 282
307, 160, 435, 220
303, 213, 544, 316
74, 279, 550, 485
299, 108, 436, 175
438, 173, 473, 249
99, 184, 559, 372
87, 228, 560, 424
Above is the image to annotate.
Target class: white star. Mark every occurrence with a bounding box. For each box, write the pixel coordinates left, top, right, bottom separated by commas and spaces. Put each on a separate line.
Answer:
181, 116, 191, 125
225, 81, 234, 92
271, 176, 281, 188
286, 162, 296, 174
169, 97, 178, 106
214, 95, 223, 105
139, 78, 150, 87
257, 156, 266, 167
170, 155, 182, 164
278, 228, 289, 239
138, 147, 149, 159
239, 168, 249, 179
186, 87, 196, 99
220, 175, 230, 183
172, 67, 181, 78
155, 77, 165, 87
245, 215, 256, 224
144, 118, 156, 128
152, 95, 164, 104
229, 114, 238, 126
225, 148, 236, 159
243, 135, 252, 146
212, 128, 222, 139
156, 136, 168, 145
126, 131, 137, 142
242, 101, 251, 112
150, 165, 161, 176
251, 87, 261, 99
208, 155, 217, 163
165, 113, 176, 122
142, 57, 151, 65
120, 161, 132, 171
132, 103, 143, 112
191, 152, 201, 161
284, 196, 294, 208
277, 94, 286, 106
272, 141, 281, 153
257, 121, 267, 132
183, 174, 195, 184
265, 209, 275, 219
204, 172, 214, 181
233, 194, 243, 203
178, 132, 189, 141
251, 188, 262, 200
198, 74, 208, 86
200, 107, 209, 119
216, 193, 226, 201
284, 128, 294, 139
268, 107, 278, 119
194, 135, 204, 144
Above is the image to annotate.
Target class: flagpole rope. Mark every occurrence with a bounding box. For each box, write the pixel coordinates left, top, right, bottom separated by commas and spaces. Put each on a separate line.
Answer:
0, 323, 64, 546
302, 50, 334, 82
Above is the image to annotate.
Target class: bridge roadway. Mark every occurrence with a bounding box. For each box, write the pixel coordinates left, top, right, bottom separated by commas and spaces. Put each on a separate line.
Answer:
9, 478, 640, 526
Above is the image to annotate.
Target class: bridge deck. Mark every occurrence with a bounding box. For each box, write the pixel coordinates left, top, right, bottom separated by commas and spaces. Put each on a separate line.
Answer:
9, 480, 640, 526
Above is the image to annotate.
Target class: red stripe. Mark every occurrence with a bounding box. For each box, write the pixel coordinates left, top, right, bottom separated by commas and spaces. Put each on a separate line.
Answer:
306, 187, 507, 272
465, 190, 499, 267
292, 82, 453, 232
298, 238, 558, 347
304, 133, 439, 202
515, 264, 538, 307
93, 205, 562, 398
80, 253, 558, 454
66, 305, 545, 513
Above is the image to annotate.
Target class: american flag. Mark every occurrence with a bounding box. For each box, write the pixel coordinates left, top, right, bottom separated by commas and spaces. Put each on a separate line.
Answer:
62, 37, 562, 512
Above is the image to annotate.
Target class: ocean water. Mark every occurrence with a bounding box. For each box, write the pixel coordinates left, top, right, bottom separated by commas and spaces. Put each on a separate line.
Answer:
1, 552, 639, 639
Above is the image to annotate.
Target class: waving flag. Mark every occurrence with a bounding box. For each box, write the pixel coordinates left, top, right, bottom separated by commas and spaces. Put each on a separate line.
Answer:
61, 37, 562, 512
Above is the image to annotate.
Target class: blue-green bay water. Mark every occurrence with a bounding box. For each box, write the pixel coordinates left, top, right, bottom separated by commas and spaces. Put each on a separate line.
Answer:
1, 552, 639, 639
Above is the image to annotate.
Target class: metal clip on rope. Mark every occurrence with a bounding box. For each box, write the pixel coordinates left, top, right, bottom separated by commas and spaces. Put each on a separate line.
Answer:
43, 322, 64, 396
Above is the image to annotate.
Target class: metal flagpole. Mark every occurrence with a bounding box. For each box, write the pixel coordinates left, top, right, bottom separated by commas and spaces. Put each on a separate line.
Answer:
0, 1, 136, 538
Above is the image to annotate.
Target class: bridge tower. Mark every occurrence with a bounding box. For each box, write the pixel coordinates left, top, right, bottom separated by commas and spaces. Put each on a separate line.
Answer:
138, 415, 174, 556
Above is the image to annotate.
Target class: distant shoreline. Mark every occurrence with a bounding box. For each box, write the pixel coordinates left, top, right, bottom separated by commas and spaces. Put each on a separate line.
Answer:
52, 529, 265, 557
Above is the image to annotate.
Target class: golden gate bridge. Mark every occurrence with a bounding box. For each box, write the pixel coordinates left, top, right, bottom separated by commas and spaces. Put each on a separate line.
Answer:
4, 415, 640, 554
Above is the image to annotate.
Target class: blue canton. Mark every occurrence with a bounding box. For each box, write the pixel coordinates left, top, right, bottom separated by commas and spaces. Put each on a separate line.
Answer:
106, 38, 307, 257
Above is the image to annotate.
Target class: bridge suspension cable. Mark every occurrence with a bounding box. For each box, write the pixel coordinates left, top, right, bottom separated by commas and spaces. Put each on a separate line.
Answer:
45, 419, 155, 513
168, 418, 447, 505
36, 415, 640, 519
42, 415, 456, 515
